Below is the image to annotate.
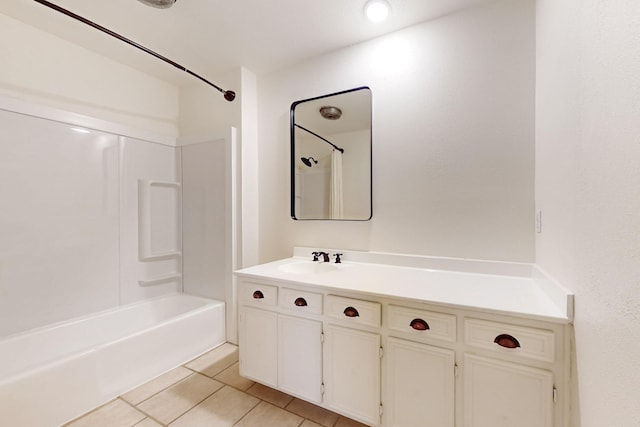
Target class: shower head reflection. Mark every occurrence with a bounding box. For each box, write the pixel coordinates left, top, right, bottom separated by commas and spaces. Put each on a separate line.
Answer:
301, 157, 318, 167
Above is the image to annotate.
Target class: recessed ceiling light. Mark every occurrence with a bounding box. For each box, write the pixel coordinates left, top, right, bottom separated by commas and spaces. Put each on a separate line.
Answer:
137, 0, 177, 9
364, 0, 390, 23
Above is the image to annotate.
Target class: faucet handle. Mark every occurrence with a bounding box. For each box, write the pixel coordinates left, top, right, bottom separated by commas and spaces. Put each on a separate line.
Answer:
311, 251, 320, 261
333, 253, 343, 264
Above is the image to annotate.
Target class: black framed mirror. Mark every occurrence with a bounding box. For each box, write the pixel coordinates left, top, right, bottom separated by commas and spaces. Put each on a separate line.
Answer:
290, 87, 372, 220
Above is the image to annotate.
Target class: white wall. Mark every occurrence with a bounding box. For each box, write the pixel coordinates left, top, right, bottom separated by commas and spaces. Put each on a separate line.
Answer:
179, 67, 259, 269
535, 1, 640, 426
0, 13, 179, 139
257, 0, 536, 263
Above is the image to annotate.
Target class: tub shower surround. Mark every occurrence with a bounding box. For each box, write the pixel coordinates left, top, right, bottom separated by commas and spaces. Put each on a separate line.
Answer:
0, 98, 228, 426
0, 104, 182, 336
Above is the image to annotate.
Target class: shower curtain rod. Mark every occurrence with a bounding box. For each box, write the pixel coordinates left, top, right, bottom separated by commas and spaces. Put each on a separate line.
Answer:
33, 0, 236, 102
294, 124, 344, 153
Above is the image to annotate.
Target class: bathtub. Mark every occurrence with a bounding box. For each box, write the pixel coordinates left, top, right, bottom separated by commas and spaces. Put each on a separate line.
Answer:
0, 293, 225, 427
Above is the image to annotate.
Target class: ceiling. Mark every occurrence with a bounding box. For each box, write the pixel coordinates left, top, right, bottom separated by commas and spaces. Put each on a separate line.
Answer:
1, 0, 494, 87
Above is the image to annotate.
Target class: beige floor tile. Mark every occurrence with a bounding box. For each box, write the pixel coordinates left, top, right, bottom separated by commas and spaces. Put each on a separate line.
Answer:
64, 398, 145, 427
286, 398, 340, 427
169, 385, 260, 427
133, 418, 163, 427
214, 362, 255, 391
246, 382, 294, 408
235, 401, 304, 427
334, 416, 369, 427
137, 373, 224, 424
186, 343, 238, 377
300, 420, 324, 427
122, 366, 193, 405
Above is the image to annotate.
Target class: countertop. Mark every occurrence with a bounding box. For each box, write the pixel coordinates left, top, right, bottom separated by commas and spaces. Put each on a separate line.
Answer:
234, 250, 574, 324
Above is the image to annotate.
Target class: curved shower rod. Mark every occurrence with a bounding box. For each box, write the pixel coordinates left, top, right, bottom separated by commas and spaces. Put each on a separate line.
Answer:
294, 124, 344, 153
33, 0, 236, 102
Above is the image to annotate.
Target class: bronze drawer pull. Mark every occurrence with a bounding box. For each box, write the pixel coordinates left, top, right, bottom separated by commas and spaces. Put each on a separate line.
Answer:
494, 334, 521, 349
410, 318, 430, 331
252, 290, 264, 299
343, 306, 360, 317
294, 297, 308, 307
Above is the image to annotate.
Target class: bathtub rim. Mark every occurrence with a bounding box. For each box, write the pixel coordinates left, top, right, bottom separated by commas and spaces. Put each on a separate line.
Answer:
0, 292, 224, 382
0, 291, 217, 343
0, 292, 226, 427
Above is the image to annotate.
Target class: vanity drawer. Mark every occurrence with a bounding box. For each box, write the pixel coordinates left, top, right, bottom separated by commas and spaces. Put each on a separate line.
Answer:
279, 288, 323, 314
464, 318, 555, 363
388, 305, 456, 343
326, 295, 381, 328
239, 282, 278, 307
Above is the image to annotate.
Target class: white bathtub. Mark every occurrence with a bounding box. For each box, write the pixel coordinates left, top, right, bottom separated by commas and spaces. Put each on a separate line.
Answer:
0, 293, 225, 427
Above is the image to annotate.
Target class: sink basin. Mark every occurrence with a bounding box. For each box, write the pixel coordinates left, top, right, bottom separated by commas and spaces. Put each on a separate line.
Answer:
278, 261, 338, 274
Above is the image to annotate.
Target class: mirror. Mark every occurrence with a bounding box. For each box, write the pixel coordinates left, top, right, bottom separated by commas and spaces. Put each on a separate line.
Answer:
291, 87, 372, 220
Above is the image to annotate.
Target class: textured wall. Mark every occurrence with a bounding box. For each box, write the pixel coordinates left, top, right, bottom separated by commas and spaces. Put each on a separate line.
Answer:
536, 1, 640, 425
0, 13, 179, 138
258, 0, 536, 262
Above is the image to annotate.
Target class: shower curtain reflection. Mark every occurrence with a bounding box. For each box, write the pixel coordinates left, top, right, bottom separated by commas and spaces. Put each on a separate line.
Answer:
330, 150, 343, 219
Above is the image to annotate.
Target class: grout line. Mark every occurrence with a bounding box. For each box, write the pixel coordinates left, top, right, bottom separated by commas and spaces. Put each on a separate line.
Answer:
164, 382, 230, 425
119, 398, 166, 427
70, 347, 363, 427
61, 399, 120, 426
124, 371, 196, 407
229, 394, 262, 426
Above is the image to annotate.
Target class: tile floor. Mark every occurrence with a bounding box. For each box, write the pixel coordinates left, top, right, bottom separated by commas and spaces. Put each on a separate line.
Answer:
64, 343, 367, 427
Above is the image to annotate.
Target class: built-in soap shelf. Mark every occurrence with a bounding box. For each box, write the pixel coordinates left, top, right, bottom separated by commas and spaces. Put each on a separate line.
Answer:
138, 179, 182, 287
138, 273, 182, 287
138, 179, 182, 262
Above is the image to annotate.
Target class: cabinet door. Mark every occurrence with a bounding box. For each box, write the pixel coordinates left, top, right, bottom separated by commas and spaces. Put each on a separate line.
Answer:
238, 306, 278, 387
463, 354, 553, 427
278, 314, 323, 403
324, 325, 381, 426
385, 337, 455, 427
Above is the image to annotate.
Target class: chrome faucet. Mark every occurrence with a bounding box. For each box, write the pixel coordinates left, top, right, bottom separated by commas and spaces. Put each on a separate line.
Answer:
312, 251, 330, 262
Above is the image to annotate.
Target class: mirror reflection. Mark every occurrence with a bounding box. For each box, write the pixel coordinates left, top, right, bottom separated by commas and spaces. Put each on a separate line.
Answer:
291, 87, 372, 220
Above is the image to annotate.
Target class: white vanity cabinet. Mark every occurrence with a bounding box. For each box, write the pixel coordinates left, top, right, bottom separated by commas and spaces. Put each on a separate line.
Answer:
384, 305, 457, 427
463, 354, 553, 427
236, 269, 571, 427
238, 282, 324, 403
238, 282, 279, 387
277, 286, 324, 403
239, 306, 278, 387
278, 314, 323, 403
462, 317, 561, 427
324, 325, 381, 425
323, 296, 382, 426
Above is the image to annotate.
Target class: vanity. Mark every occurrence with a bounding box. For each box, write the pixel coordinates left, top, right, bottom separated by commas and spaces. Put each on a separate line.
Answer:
234, 247, 573, 427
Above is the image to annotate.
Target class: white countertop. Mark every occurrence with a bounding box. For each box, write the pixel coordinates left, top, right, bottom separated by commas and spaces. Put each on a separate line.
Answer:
234, 250, 574, 324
